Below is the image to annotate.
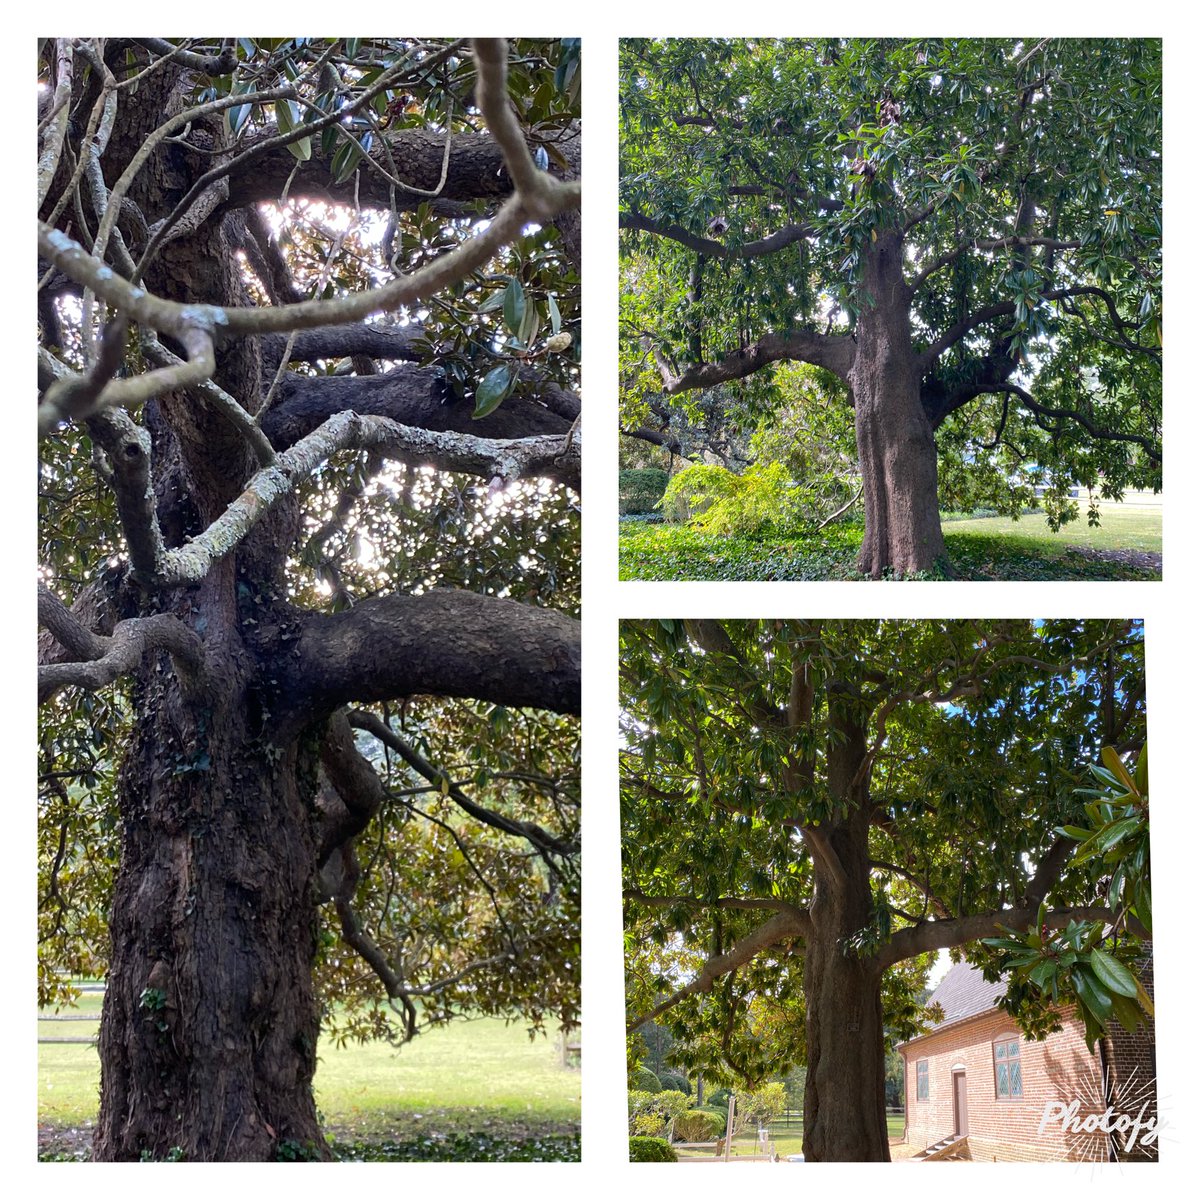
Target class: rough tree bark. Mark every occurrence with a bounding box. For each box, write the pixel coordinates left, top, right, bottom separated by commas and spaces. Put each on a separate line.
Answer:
851, 231, 949, 578
38, 40, 582, 1161
801, 698, 890, 1161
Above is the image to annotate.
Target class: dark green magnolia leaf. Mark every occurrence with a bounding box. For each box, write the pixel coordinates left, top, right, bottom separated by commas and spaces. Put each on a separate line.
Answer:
472, 365, 515, 419
1071, 964, 1113, 1023
1088, 947, 1138, 998
275, 99, 311, 161
502, 277, 526, 338
331, 137, 364, 184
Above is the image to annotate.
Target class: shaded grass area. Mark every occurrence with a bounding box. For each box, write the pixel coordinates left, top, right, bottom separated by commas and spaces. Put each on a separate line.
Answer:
619, 506, 1160, 581
39, 997, 579, 1161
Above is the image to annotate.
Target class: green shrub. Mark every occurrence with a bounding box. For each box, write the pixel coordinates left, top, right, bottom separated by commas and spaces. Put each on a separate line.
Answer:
672, 1109, 723, 1143
662, 461, 805, 537
657, 1072, 690, 1095
629, 1136, 677, 1162
629, 1088, 691, 1138
698, 1105, 728, 1136
629, 1065, 661, 1093
619, 468, 670, 515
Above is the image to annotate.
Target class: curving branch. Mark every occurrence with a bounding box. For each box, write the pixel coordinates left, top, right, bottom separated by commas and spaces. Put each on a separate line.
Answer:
874, 903, 1148, 971
916, 285, 1156, 377
626, 908, 810, 1033
37, 582, 107, 663
998, 382, 1161, 463
157, 409, 579, 588
349, 708, 579, 864
38, 606, 204, 705
621, 208, 817, 260
282, 590, 580, 719
316, 710, 388, 865
655, 327, 855, 395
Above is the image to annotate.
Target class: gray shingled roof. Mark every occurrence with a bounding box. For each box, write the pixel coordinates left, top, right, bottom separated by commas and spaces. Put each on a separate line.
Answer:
926, 960, 1008, 1027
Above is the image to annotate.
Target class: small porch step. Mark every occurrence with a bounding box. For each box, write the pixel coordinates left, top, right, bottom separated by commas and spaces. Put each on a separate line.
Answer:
912, 1134, 969, 1162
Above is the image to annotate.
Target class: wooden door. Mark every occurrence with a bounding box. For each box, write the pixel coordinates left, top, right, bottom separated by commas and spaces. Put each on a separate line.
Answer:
952, 1071, 969, 1136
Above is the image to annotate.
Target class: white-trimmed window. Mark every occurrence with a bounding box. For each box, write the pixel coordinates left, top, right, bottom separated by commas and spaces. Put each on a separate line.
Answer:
994, 1036, 1023, 1098
916, 1058, 929, 1102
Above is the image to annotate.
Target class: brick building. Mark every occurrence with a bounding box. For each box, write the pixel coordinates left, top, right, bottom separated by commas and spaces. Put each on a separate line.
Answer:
898, 958, 1156, 1162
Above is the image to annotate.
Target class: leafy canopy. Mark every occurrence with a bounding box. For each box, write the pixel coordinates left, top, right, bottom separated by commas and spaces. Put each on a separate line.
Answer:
620, 39, 1161, 522
620, 619, 1146, 1079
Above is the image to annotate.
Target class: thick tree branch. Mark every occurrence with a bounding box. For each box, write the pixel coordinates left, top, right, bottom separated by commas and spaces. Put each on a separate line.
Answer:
157, 409, 579, 587
1021, 836, 1074, 908
998, 382, 1161, 463
626, 909, 810, 1033
657, 328, 855, 394
316, 710, 388, 865
282, 590, 580, 718
875, 904, 1147, 970
37, 583, 107, 662
260, 323, 425, 372
38, 611, 204, 704
621, 208, 817, 260
84, 409, 169, 580
132, 38, 238, 76
261, 367, 571, 448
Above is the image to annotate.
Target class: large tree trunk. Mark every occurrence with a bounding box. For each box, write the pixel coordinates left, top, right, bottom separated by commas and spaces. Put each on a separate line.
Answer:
802, 699, 889, 1161
95, 597, 326, 1161
851, 233, 949, 578
802, 932, 889, 1161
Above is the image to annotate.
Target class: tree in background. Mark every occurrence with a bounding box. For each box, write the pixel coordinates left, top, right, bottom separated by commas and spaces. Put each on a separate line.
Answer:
621, 619, 1149, 1160
620, 39, 1161, 576
38, 36, 581, 1161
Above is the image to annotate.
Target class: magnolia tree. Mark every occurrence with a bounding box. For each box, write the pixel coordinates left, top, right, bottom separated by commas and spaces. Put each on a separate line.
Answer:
621, 619, 1150, 1161
38, 36, 581, 1161
619, 39, 1161, 576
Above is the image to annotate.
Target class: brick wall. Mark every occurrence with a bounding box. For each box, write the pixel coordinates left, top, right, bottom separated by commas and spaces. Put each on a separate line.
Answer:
1104, 950, 1157, 1162
902, 1008, 1112, 1162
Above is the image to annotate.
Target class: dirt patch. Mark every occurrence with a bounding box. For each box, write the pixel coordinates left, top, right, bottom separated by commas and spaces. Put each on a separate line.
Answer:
38, 1123, 93, 1161
1064, 546, 1162, 573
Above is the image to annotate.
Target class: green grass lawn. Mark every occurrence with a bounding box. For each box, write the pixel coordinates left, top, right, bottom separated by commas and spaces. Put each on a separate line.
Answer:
619, 504, 1161, 582
943, 503, 1161, 551
39, 993, 579, 1160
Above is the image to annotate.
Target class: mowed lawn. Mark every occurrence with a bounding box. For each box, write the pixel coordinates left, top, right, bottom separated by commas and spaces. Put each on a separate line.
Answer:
942, 502, 1161, 552
39, 991, 579, 1134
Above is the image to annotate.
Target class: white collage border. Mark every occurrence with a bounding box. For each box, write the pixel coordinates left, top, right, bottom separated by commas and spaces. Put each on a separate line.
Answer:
9, 4, 1198, 1193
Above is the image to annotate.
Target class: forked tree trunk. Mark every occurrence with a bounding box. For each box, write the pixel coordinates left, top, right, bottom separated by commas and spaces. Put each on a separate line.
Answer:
850, 233, 949, 579
802, 700, 890, 1161
94, 628, 327, 1161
